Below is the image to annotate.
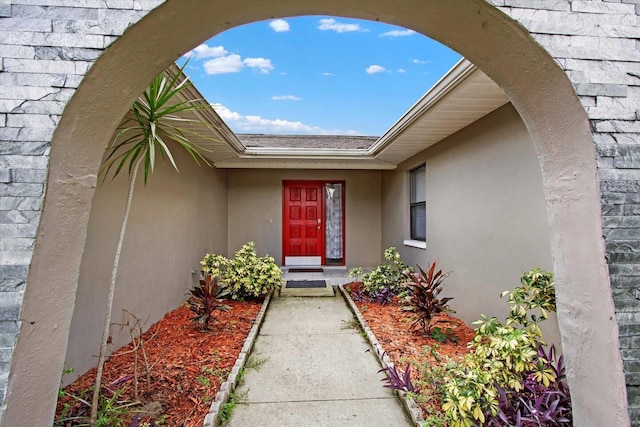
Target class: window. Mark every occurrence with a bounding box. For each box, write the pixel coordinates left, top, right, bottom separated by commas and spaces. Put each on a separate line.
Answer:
410, 165, 426, 241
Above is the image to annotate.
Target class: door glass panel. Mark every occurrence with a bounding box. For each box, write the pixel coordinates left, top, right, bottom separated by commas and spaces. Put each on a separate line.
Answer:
325, 183, 343, 264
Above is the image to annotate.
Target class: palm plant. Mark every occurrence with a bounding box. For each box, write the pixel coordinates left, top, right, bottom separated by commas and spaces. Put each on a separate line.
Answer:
90, 62, 215, 425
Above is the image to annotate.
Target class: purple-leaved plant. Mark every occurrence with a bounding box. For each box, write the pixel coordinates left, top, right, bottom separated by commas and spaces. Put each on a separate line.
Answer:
370, 283, 394, 305
378, 362, 419, 394
485, 345, 572, 426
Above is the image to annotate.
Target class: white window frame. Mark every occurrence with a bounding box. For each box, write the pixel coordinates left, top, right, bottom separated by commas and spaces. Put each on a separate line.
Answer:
408, 164, 426, 244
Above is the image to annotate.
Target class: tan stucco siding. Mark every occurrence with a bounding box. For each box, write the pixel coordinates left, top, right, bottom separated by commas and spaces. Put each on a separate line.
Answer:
382, 104, 560, 345
227, 169, 382, 268
63, 148, 228, 383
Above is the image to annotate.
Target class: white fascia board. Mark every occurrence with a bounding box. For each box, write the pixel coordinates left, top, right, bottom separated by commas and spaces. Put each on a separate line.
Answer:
214, 158, 397, 170
171, 64, 246, 154
368, 58, 477, 156
242, 147, 372, 157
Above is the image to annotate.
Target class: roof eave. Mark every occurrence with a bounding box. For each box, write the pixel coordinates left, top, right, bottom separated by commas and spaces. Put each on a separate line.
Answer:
368, 58, 476, 157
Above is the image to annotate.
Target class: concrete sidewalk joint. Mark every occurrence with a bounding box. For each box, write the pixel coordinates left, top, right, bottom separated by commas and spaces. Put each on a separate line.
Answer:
221, 292, 412, 426
338, 285, 424, 426
203, 292, 273, 427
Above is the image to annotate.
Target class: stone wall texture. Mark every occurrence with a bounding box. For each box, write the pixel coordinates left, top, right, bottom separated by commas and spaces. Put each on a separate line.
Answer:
0, 0, 639, 423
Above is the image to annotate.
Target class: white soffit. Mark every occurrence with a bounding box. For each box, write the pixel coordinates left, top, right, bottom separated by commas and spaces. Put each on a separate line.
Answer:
371, 59, 509, 165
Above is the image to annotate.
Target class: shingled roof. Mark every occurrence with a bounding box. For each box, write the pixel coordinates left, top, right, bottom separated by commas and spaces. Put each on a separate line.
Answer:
237, 134, 379, 150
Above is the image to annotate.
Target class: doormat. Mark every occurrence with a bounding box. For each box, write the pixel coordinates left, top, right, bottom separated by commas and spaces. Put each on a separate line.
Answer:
288, 268, 324, 273
286, 280, 327, 288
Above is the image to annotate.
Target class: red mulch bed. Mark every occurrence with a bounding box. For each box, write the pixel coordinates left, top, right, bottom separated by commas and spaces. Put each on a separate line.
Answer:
56, 299, 263, 426
344, 282, 476, 417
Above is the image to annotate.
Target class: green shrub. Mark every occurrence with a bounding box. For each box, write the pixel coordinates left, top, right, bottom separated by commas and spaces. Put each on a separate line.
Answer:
349, 247, 412, 294
201, 242, 282, 300
415, 268, 566, 427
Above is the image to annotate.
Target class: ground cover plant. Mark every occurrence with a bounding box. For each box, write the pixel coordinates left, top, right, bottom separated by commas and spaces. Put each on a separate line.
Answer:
55, 298, 263, 426
346, 267, 571, 426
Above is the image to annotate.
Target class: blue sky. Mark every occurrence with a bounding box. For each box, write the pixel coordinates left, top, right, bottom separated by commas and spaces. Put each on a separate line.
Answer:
179, 16, 461, 136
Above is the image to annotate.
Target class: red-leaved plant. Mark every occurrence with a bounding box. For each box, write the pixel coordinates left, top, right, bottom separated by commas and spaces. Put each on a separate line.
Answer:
187, 275, 230, 331
403, 262, 454, 334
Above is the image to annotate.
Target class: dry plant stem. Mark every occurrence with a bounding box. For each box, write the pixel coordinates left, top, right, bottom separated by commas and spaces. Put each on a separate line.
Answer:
126, 313, 140, 399
115, 310, 154, 399
127, 313, 140, 398
139, 326, 152, 392
90, 155, 143, 426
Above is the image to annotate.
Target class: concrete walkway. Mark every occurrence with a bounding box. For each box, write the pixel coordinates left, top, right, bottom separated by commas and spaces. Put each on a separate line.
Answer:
226, 294, 412, 426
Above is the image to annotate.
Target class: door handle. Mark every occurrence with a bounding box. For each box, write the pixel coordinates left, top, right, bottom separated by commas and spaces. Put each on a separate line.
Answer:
317, 218, 321, 224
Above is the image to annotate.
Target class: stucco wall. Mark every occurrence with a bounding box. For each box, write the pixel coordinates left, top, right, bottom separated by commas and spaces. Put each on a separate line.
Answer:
63, 146, 228, 383
227, 169, 382, 268
382, 104, 559, 343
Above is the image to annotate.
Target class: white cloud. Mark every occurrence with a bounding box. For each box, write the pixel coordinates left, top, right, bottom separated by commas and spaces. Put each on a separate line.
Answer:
212, 103, 359, 135
194, 49, 275, 75
243, 57, 274, 74
269, 19, 290, 32
212, 104, 243, 121
380, 29, 416, 37
318, 18, 363, 33
412, 58, 426, 64
322, 72, 335, 76
185, 43, 228, 59
366, 65, 386, 74
272, 95, 302, 101
398, 68, 406, 73
204, 54, 244, 74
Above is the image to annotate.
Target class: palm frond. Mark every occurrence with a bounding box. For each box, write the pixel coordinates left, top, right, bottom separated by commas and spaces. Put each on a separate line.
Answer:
99, 61, 217, 185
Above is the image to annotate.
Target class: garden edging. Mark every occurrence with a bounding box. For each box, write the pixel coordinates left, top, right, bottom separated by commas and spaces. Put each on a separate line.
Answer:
203, 292, 272, 427
338, 285, 424, 427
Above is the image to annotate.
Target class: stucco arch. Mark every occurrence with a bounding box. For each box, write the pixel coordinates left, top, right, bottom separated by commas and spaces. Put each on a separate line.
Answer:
4, 0, 628, 425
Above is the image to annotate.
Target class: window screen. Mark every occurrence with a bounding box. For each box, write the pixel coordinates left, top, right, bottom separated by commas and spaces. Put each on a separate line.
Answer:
410, 165, 426, 241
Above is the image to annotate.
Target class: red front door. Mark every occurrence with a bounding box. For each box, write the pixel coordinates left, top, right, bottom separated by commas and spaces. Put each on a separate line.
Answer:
283, 181, 323, 262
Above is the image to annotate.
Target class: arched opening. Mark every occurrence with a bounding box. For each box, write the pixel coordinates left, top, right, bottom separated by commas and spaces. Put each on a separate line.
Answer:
3, 1, 628, 425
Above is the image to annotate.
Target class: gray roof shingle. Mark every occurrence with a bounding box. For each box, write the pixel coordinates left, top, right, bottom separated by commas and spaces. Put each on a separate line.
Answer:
237, 134, 379, 150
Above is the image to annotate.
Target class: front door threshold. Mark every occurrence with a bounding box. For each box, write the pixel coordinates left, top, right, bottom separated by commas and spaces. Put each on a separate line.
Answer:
284, 256, 322, 266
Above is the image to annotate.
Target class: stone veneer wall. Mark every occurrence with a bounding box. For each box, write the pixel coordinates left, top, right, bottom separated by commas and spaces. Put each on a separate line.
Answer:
0, 0, 639, 422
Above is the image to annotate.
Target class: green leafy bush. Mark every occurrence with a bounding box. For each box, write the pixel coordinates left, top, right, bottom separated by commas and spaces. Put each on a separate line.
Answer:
414, 268, 570, 427
349, 247, 412, 294
201, 242, 282, 300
